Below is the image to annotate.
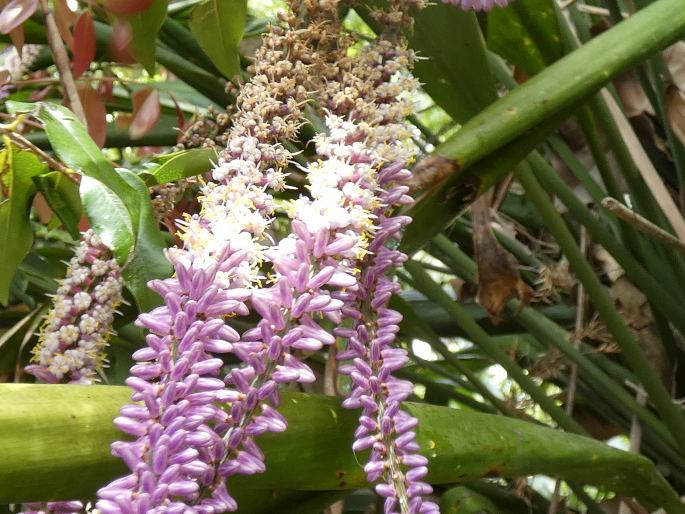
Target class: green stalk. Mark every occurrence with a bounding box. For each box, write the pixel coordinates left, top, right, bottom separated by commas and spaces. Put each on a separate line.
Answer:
396, 368, 497, 414
159, 17, 221, 77
2, 385, 680, 510
436, 0, 685, 168
574, 107, 623, 200
26, 121, 178, 149
404, 260, 586, 435
430, 236, 685, 469
527, 150, 685, 336
515, 162, 685, 453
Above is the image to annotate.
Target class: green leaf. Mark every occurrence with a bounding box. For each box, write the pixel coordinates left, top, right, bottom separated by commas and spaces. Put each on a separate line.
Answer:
117, 169, 172, 311
144, 147, 218, 186
0, 385, 682, 512
189, 0, 247, 78
32, 172, 82, 239
487, 0, 562, 76
127, 0, 169, 74
411, 4, 497, 123
32, 102, 139, 262
0, 149, 48, 305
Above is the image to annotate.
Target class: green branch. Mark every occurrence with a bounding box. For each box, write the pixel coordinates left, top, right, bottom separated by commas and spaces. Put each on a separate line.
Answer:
0, 384, 681, 511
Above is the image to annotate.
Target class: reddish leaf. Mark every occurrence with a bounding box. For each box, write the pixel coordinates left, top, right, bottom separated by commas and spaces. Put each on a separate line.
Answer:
72, 11, 96, 79
104, 0, 154, 15
98, 78, 114, 102
130, 88, 160, 139
55, 0, 76, 47
108, 20, 136, 64
32, 193, 54, 224
9, 24, 23, 56
168, 93, 185, 134
0, 0, 38, 34
77, 83, 107, 148
28, 85, 53, 102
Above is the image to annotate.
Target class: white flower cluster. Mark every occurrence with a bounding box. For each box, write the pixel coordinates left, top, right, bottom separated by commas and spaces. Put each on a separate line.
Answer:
172, 135, 286, 286
27, 230, 123, 384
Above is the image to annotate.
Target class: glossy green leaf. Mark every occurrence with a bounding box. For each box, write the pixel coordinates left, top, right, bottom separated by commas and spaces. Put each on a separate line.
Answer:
32, 172, 82, 239
0, 149, 48, 305
189, 0, 247, 79
0, 385, 682, 512
144, 147, 218, 186
117, 169, 171, 311
411, 4, 496, 123
127, 0, 169, 74
487, 0, 562, 76
32, 102, 138, 262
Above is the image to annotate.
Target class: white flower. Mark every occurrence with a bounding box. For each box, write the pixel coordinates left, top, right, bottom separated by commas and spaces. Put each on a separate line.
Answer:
73, 292, 93, 311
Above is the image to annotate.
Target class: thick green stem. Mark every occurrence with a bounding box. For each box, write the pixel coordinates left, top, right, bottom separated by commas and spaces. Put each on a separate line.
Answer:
1, 384, 680, 511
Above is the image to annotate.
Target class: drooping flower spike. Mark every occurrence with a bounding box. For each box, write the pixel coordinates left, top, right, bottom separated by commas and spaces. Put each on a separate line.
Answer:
25, 229, 123, 385
96, 2, 354, 512
315, 0, 440, 511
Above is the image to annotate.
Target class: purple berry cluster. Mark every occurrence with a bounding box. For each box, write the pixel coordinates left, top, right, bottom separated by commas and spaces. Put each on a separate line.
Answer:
26, 230, 123, 385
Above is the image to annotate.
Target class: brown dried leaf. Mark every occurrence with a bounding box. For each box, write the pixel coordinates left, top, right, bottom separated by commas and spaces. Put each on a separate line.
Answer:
8, 24, 23, 56
130, 88, 161, 139
614, 71, 654, 118
54, 0, 76, 47
666, 85, 685, 146
472, 194, 532, 323
663, 42, 685, 90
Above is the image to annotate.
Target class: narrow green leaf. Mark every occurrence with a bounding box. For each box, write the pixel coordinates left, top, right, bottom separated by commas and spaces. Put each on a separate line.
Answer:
127, 0, 169, 74
487, 0, 562, 76
32, 102, 140, 262
117, 169, 172, 311
145, 147, 218, 186
189, 0, 247, 79
32, 172, 82, 239
0, 385, 682, 512
0, 149, 48, 305
411, 4, 496, 123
